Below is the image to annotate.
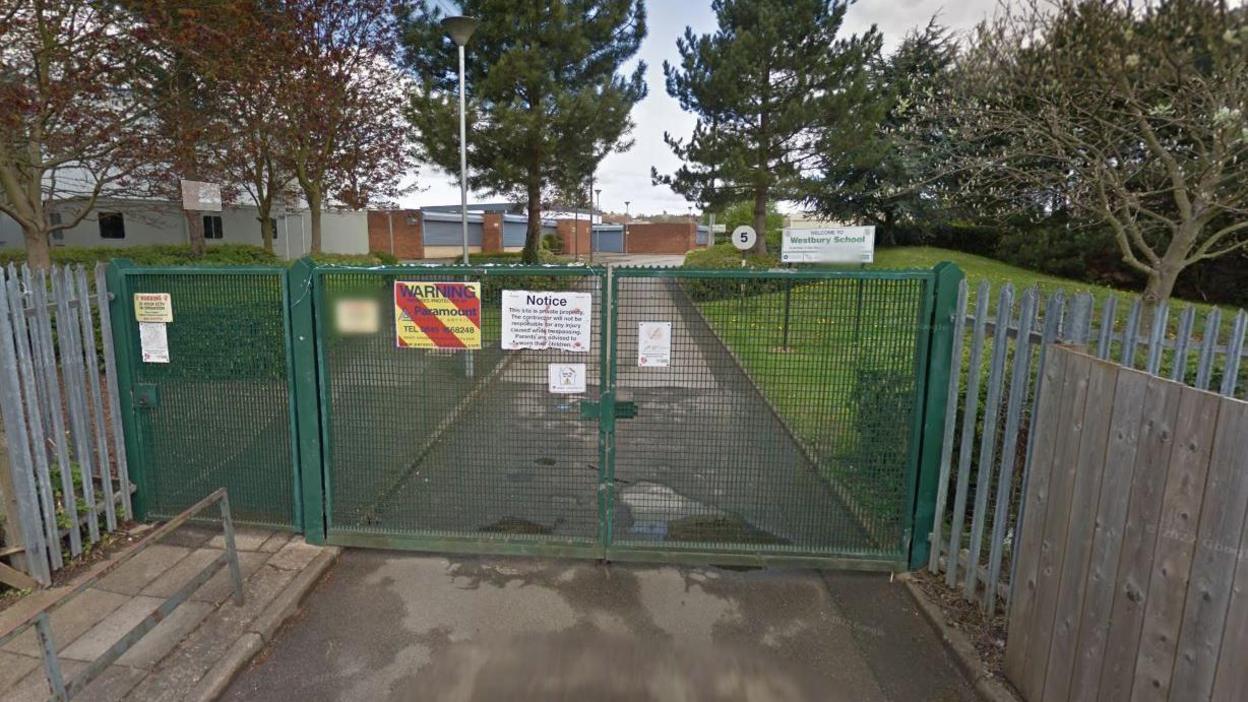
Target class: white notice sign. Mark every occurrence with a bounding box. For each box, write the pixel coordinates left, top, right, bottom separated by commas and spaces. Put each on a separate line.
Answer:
502, 290, 592, 352
638, 322, 672, 367
139, 322, 169, 363
548, 363, 587, 394
781, 226, 875, 264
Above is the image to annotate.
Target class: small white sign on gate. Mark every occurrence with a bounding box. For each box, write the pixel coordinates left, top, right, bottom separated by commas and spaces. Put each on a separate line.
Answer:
548, 363, 587, 394
638, 322, 672, 367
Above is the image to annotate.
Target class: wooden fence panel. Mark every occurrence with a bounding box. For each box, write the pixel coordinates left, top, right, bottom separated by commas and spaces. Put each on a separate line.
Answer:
1098, 374, 1183, 702
1175, 400, 1248, 699
1041, 355, 1118, 702
1069, 369, 1149, 702
1004, 347, 1069, 687
1021, 352, 1092, 700
1131, 386, 1219, 701
1005, 346, 1248, 702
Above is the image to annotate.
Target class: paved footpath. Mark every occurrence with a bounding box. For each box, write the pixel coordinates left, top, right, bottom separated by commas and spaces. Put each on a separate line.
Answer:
224, 550, 976, 702
0, 525, 337, 702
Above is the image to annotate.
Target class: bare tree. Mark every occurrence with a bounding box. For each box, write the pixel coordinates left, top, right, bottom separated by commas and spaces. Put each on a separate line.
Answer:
917, 0, 1248, 303
0, 0, 159, 268
278, 0, 409, 253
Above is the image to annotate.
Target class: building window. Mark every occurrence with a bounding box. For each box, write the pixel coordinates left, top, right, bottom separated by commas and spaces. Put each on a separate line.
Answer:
203, 215, 223, 239
98, 212, 125, 239
50, 212, 63, 241
269, 218, 278, 239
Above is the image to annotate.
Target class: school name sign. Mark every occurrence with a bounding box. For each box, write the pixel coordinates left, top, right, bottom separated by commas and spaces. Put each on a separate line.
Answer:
780, 226, 875, 264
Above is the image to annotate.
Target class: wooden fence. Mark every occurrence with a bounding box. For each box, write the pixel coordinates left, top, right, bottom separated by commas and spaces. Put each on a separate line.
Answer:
929, 280, 1248, 614
0, 263, 132, 587
1003, 346, 1248, 702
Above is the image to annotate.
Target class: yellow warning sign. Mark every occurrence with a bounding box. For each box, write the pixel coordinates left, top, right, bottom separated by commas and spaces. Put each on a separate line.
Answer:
133, 293, 173, 323
394, 281, 481, 349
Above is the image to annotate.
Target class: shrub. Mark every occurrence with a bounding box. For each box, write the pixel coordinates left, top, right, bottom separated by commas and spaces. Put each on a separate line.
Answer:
0, 244, 282, 267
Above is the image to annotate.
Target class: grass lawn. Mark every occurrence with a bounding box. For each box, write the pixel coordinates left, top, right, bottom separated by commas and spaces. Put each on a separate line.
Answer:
691, 276, 931, 542
868, 246, 1225, 315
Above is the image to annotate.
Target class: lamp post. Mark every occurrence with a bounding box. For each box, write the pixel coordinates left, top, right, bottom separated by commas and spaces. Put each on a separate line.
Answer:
443, 15, 478, 379
442, 15, 479, 265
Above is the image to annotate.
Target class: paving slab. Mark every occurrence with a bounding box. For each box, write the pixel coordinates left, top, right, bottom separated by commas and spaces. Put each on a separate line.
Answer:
117, 600, 215, 669
206, 528, 274, 552
2, 587, 131, 658
9, 658, 146, 702
257, 531, 292, 554
0, 525, 337, 702
153, 525, 217, 550
61, 595, 164, 662
94, 545, 192, 596
0, 649, 41, 689
124, 564, 301, 702
265, 538, 322, 571
191, 551, 268, 604
140, 548, 225, 599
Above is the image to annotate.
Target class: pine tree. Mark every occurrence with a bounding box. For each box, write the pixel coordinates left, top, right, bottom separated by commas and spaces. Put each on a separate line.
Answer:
654, 0, 879, 254
808, 20, 956, 245
401, 0, 647, 263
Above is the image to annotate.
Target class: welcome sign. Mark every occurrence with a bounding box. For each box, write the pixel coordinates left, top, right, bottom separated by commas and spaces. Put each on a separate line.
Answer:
781, 226, 875, 264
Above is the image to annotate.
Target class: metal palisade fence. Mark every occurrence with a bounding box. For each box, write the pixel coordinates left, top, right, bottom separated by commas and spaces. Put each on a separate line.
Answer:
0, 263, 132, 586
929, 279, 1248, 614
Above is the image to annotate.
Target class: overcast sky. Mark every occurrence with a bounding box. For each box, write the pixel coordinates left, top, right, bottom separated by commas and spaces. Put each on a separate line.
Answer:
399, 0, 999, 216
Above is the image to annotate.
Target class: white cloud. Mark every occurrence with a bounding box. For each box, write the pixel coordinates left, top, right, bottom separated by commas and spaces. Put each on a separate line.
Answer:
401, 0, 996, 216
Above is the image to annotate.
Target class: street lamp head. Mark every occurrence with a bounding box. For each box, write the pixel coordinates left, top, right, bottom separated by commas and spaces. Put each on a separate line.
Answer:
441, 15, 479, 47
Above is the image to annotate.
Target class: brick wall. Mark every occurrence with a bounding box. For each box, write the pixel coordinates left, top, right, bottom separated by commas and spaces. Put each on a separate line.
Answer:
556, 218, 592, 257
482, 213, 503, 253
367, 210, 423, 259
625, 222, 696, 254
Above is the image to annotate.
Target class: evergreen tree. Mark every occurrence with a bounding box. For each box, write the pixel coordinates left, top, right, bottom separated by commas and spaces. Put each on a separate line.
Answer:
401, 0, 647, 263
808, 20, 956, 245
653, 0, 879, 254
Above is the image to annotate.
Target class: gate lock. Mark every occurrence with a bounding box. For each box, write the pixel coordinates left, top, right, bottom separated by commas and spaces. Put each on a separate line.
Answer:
579, 397, 638, 420
133, 383, 160, 409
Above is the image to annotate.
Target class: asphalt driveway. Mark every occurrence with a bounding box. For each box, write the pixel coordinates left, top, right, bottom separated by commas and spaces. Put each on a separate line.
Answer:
223, 551, 975, 702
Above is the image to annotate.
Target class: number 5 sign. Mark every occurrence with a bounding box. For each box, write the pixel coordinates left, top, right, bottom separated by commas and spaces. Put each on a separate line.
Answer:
731, 225, 757, 251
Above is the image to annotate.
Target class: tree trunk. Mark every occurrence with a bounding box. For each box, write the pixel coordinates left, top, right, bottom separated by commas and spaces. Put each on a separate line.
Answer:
186, 211, 205, 256
522, 167, 542, 264
258, 202, 274, 254
307, 190, 323, 254
23, 226, 51, 271
751, 188, 769, 255
1141, 263, 1181, 306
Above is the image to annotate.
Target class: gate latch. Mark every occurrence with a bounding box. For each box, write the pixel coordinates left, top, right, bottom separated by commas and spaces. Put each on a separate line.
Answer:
579, 398, 638, 420
133, 383, 160, 409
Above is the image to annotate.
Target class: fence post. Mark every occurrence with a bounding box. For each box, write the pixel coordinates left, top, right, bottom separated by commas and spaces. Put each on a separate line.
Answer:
287, 258, 325, 544
0, 270, 51, 584
908, 261, 965, 570
105, 259, 147, 521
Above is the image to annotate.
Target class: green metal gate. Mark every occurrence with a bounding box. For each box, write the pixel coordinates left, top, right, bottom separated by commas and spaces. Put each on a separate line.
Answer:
108, 262, 300, 529
306, 264, 608, 557
301, 261, 961, 570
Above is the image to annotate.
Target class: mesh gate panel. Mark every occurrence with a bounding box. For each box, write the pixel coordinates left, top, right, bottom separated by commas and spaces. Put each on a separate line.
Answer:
128, 271, 296, 527
610, 271, 928, 560
319, 268, 604, 545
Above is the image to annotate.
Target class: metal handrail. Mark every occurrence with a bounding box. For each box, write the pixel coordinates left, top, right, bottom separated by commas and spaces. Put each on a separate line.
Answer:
0, 488, 244, 701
